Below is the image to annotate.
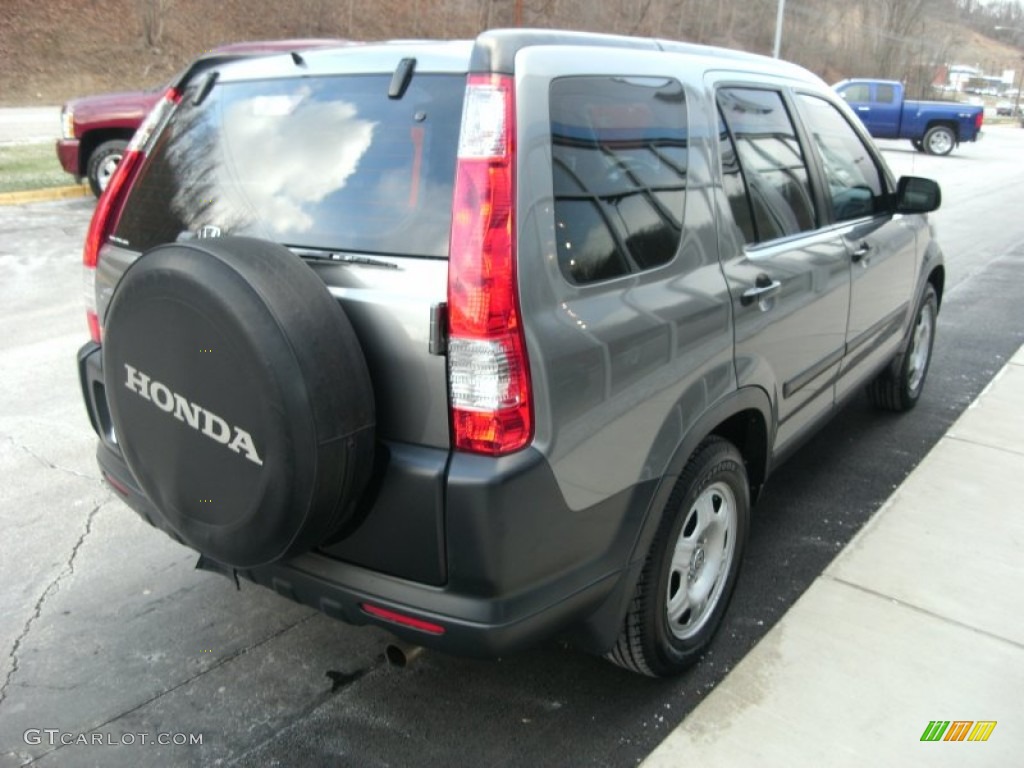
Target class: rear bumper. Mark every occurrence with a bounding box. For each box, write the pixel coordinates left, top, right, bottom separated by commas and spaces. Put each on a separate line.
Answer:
94, 435, 626, 655
56, 138, 80, 177
78, 341, 644, 656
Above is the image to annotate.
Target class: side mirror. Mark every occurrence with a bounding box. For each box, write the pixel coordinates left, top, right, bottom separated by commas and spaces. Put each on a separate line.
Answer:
895, 176, 941, 214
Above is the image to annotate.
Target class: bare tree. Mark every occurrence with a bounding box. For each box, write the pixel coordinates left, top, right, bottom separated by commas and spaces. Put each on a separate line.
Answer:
137, 0, 172, 49
871, 0, 928, 78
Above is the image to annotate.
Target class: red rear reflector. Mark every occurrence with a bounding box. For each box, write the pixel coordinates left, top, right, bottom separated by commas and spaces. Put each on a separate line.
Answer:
361, 603, 446, 635
86, 311, 102, 343
102, 471, 132, 497
447, 74, 532, 456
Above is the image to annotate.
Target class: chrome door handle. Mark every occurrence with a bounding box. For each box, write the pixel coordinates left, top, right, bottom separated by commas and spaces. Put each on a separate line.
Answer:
741, 276, 782, 307
851, 243, 872, 264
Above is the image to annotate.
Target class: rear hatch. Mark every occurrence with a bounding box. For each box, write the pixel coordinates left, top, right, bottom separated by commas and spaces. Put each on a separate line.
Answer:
98, 45, 472, 450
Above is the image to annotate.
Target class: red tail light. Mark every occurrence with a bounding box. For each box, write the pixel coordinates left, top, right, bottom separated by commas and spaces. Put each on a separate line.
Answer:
447, 74, 532, 455
975, 111, 983, 130
83, 87, 181, 342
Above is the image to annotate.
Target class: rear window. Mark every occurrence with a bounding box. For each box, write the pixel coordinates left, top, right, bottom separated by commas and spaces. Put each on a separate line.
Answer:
114, 73, 465, 258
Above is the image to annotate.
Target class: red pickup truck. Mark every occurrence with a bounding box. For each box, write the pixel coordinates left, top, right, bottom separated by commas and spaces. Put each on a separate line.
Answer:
56, 39, 347, 196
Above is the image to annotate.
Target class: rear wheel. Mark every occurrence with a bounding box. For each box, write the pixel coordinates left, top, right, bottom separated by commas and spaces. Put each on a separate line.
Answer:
86, 139, 128, 197
922, 125, 955, 156
911, 139, 924, 152
867, 283, 937, 412
606, 437, 749, 677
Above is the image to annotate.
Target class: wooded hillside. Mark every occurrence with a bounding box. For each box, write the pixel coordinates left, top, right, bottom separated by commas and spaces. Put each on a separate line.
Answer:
1, 0, 1021, 105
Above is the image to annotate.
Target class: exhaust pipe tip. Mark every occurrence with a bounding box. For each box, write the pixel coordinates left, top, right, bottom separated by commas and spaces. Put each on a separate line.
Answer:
385, 641, 424, 668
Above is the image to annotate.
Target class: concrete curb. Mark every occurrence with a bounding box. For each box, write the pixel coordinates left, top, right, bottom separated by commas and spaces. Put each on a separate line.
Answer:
0, 184, 91, 206
641, 343, 1024, 767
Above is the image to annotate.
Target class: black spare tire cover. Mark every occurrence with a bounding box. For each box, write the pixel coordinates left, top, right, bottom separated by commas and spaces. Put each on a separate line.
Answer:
103, 237, 375, 568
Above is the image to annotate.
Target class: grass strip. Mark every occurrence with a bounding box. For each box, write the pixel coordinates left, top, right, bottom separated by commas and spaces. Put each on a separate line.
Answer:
0, 141, 72, 194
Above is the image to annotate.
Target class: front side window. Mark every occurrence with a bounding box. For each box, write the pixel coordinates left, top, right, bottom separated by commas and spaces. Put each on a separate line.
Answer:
717, 88, 817, 243
550, 76, 688, 285
795, 93, 885, 222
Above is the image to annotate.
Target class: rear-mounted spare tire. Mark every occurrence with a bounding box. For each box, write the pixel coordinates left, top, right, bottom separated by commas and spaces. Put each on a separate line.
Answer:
102, 237, 375, 568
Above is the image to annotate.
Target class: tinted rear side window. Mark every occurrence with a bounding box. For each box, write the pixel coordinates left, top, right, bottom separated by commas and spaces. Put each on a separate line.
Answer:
717, 112, 757, 245
550, 76, 688, 285
876, 84, 896, 104
717, 87, 817, 242
115, 73, 464, 258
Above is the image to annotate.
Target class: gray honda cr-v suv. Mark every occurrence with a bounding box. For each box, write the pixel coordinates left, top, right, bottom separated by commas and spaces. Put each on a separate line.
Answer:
77, 29, 943, 676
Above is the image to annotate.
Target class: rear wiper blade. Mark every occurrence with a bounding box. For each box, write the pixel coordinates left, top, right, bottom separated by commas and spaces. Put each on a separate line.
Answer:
290, 248, 399, 269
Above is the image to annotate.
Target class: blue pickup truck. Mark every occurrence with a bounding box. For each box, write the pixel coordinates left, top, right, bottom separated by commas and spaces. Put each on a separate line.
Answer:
834, 79, 983, 156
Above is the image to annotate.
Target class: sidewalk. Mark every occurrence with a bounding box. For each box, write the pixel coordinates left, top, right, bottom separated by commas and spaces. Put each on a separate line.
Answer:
643, 345, 1024, 767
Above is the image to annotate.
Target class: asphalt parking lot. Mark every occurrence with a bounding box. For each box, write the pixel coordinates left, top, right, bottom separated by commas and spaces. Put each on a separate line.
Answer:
1, 125, 1023, 767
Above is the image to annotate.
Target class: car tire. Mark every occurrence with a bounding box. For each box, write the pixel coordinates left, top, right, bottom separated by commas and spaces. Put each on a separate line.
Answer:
911, 139, 925, 152
866, 283, 938, 412
102, 237, 376, 568
86, 139, 129, 197
922, 125, 955, 156
606, 437, 749, 677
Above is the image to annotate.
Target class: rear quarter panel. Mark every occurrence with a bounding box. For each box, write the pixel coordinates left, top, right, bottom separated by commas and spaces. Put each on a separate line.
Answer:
900, 100, 983, 141
513, 47, 736, 513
